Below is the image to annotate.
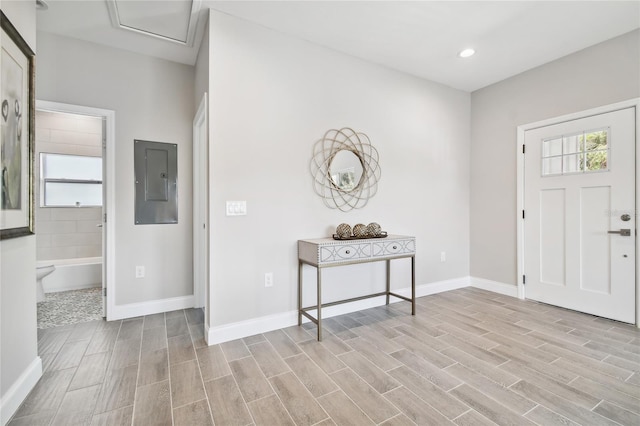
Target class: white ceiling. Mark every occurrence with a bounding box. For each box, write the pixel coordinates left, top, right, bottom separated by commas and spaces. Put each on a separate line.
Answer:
36, 1, 640, 92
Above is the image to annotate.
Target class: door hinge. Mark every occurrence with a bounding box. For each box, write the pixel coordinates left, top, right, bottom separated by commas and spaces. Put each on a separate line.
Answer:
103, 287, 107, 296
103, 213, 107, 223
522, 144, 525, 154
523, 275, 526, 285
522, 210, 525, 219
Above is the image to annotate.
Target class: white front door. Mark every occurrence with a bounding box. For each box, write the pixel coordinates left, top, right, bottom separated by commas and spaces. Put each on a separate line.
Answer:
524, 107, 636, 323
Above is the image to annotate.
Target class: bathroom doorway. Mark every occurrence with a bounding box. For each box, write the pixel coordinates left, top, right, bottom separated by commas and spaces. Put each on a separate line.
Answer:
34, 101, 115, 328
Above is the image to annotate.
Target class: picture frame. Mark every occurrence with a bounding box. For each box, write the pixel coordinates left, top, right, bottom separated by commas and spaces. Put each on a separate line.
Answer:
1, 11, 35, 240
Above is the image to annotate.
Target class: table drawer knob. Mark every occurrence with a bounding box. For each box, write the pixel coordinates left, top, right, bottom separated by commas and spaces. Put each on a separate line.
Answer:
392, 246, 397, 250
346, 250, 350, 254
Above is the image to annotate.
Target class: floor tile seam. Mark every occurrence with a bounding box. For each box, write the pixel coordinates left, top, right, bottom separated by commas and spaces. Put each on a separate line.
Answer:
167, 331, 192, 341
236, 371, 281, 423
608, 328, 640, 342
380, 377, 464, 422
392, 326, 457, 354
280, 345, 338, 397
377, 412, 417, 426
520, 403, 539, 418
594, 358, 637, 382
552, 360, 640, 399
449, 408, 473, 423
545, 346, 635, 379
265, 332, 306, 360
171, 396, 208, 411
191, 324, 215, 426
295, 339, 351, 378
597, 342, 640, 358
509, 364, 604, 410
265, 373, 331, 424
572, 330, 638, 348
107, 317, 136, 372
128, 314, 148, 426
249, 336, 295, 373
321, 380, 380, 426
449, 378, 533, 421
54, 333, 110, 421
559, 319, 625, 335
47, 338, 90, 373
504, 355, 581, 386
509, 377, 606, 421
164, 312, 177, 426
336, 350, 403, 394
217, 336, 274, 426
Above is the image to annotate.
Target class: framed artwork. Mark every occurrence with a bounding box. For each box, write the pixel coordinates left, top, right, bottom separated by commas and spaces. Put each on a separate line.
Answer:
1, 11, 35, 239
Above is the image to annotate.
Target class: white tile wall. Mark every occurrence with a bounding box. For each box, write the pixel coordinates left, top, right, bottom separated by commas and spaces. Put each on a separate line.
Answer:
35, 110, 103, 261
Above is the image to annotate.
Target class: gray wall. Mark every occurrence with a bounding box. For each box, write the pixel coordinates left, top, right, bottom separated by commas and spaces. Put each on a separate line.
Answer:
0, 0, 38, 417
470, 29, 640, 285
36, 32, 196, 305
207, 10, 471, 327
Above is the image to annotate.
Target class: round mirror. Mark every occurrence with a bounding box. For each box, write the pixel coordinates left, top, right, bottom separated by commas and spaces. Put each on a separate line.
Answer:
310, 127, 381, 211
329, 150, 363, 192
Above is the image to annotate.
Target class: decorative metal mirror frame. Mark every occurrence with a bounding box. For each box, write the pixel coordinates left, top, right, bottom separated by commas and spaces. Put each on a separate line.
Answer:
310, 128, 381, 211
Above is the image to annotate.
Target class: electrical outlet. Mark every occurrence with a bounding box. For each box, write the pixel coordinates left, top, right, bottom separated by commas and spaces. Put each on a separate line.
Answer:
136, 266, 145, 278
440, 252, 446, 262
264, 272, 273, 288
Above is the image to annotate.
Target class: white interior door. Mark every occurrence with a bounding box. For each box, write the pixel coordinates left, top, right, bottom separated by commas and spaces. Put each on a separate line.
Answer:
524, 107, 636, 323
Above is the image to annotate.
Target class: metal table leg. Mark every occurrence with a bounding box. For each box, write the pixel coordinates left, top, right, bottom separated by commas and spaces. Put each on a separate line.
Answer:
298, 261, 302, 326
386, 259, 391, 305
411, 256, 415, 315
317, 266, 323, 341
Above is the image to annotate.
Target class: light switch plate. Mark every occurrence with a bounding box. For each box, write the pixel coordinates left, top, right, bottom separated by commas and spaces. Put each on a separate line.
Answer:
226, 201, 247, 216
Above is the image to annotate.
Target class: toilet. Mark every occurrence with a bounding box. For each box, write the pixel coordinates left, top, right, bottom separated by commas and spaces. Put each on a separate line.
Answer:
36, 264, 55, 303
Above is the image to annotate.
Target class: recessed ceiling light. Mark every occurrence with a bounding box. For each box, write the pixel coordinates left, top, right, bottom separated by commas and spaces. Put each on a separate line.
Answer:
458, 48, 476, 58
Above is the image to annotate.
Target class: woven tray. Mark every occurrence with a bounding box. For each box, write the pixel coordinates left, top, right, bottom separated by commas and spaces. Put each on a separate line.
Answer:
332, 231, 388, 240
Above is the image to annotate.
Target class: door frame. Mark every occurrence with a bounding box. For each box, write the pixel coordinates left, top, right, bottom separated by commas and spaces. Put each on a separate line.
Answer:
193, 93, 208, 311
35, 100, 116, 320
516, 98, 640, 326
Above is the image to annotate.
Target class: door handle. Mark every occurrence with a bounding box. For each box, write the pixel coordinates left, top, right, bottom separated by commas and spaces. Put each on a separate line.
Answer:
608, 229, 631, 236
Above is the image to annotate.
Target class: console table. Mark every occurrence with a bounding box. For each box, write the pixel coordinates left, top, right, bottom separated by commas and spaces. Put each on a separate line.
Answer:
298, 235, 416, 341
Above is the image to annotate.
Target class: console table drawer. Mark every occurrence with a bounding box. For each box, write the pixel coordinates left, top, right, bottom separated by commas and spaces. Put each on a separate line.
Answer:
373, 239, 415, 257
298, 235, 415, 267
320, 243, 371, 263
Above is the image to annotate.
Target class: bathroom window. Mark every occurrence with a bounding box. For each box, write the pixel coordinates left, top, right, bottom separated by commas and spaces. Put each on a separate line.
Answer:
40, 153, 102, 207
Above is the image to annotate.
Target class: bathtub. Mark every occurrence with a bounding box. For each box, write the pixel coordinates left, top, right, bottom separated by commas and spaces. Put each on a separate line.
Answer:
37, 257, 102, 293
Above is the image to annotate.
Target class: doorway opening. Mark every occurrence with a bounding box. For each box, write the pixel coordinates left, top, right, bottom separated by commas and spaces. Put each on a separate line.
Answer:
35, 101, 116, 328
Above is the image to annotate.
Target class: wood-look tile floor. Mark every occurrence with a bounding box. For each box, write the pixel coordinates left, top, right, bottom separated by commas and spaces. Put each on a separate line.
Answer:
9, 287, 640, 425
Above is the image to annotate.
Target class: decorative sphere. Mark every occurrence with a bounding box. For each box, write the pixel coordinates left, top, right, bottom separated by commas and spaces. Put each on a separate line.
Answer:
336, 223, 352, 239
353, 223, 367, 238
366, 222, 382, 237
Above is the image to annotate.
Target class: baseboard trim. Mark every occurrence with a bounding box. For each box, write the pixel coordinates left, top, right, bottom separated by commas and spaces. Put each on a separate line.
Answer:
206, 311, 297, 345
108, 295, 194, 321
206, 276, 470, 344
470, 277, 518, 297
1, 357, 42, 426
